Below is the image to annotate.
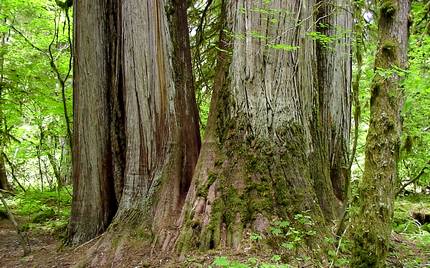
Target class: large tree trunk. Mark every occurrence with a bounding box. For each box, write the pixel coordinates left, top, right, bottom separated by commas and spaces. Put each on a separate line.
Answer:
175, 0, 351, 253
69, 0, 200, 248
68, 0, 125, 245
351, 0, 410, 266
111, 0, 201, 244
70, 0, 351, 263
315, 0, 352, 207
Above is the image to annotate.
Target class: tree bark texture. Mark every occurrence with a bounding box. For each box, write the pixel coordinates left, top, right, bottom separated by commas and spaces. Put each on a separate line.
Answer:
68, 0, 125, 245
70, 0, 351, 259
69, 0, 201, 248
113, 0, 201, 248
315, 0, 352, 206
351, 0, 410, 267
0, 153, 11, 191
0, 25, 11, 192
175, 0, 351, 253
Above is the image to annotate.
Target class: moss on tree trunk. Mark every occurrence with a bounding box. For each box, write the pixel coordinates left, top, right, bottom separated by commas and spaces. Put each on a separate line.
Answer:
175, 0, 352, 256
351, 0, 410, 266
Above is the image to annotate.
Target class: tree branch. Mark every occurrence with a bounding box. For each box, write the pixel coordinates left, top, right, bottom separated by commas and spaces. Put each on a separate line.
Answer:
0, 191, 31, 255
396, 160, 430, 196
8, 25, 47, 56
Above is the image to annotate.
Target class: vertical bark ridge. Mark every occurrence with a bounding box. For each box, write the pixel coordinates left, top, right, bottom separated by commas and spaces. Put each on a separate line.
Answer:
69, 0, 122, 245
314, 0, 352, 217
112, 0, 201, 250
175, 0, 351, 253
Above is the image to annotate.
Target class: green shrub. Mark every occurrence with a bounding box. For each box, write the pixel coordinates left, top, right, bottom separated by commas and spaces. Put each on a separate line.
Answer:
31, 208, 56, 223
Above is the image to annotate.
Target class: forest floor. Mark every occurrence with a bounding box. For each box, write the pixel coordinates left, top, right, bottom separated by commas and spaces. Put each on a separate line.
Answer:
1, 217, 429, 267
0, 193, 429, 267
0, 217, 93, 268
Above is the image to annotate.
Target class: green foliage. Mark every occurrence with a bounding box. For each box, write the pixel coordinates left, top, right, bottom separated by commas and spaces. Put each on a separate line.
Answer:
188, 0, 224, 132
211, 256, 291, 268
393, 195, 430, 235
267, 44, 299, 52
388, 195, 430, 266
10, 188, 71, 237
264, 213, 321, 264
1, 0, 72, 190
307, 31, 334, 47
399, 30, 430, 190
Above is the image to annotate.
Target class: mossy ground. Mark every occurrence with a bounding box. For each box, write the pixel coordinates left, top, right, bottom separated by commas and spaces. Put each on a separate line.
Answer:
388, 194, 430, 267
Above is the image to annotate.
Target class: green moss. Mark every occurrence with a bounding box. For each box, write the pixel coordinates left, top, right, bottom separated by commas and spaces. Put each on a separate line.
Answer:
380, 0, 397, 18
133, 226, 152, 241
201, 198, 224, 250
178, 118, 329, 253
197, 172, 218, 197
381, 39, 397, 56
31, 208, 56, 223
176, 221, 196, 254
224, 187, 246, 225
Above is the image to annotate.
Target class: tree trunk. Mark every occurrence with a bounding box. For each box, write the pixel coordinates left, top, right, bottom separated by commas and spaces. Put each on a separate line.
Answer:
0, 17, 11, 192
0, 153, 10, 191
70, 0, 352, 262
351, 0, 410, 267
175, 0, 351, 253
315, 0, 352, 207
69, 0, 201, 249
68, 0, 124, 245
111, 0, 201, 246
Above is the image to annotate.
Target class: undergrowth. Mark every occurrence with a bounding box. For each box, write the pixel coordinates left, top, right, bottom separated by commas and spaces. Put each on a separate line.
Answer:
203, 194, 430, 268
5, 187, 72, 239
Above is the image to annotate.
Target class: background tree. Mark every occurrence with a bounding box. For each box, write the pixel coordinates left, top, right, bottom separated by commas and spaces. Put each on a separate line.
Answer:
351, 0, 411, 266
0, 0, 72, 191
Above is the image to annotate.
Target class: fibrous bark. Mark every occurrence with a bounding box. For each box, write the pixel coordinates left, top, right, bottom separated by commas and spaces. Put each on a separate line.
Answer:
315, 0, 352, 209
68, 0, 124, 245
175, 0, 351, 253
110, 0, 201, 248
69, 0, 200, 247
351, 0, 410, 266
70, 0, 352, 261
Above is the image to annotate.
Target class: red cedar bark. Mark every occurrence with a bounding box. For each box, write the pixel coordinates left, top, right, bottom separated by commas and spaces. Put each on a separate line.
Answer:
351, 0, 410, 266
69, 0, 199, 247
314, 0, 352, 209
111, 0, 200, 248
175, 0, 351, 253
68, 0, 123, 245
70, 0, 351, 261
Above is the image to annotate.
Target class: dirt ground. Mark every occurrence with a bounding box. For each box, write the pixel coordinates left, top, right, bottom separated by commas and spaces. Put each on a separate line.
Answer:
0, 218, 178, 268
0, 218, 90, 268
